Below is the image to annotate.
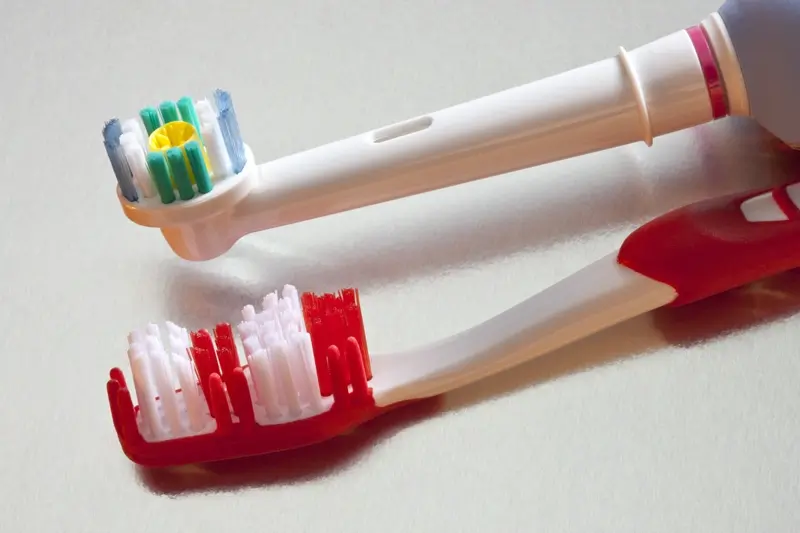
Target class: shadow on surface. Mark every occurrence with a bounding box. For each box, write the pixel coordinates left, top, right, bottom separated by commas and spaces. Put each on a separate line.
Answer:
137, 396, 443, 495
161, 120, 800, 331
652, 270, 800, 347
142, 121, 800, 491
444, 270, 800, 411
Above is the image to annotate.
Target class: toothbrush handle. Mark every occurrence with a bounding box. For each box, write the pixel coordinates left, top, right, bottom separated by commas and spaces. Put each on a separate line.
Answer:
617, 182, 800, 307
232, 26, 722, 233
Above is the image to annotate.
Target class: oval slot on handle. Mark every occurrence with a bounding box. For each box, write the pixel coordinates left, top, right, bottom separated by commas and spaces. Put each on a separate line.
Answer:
371, 116, 433, 144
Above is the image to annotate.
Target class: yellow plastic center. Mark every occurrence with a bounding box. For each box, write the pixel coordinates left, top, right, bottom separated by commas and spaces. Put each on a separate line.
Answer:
148, 121, 200, 152
148, 121, 211, 184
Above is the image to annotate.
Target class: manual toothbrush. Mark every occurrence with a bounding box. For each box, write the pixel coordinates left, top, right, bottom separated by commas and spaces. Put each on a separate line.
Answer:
108, 177, 800, 467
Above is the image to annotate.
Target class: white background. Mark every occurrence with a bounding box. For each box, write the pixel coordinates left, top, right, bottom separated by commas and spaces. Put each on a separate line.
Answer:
2, 0, 800, 531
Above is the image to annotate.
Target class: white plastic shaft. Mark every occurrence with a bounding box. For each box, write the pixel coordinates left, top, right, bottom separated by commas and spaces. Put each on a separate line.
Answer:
232, 29, 714, 235
122, 23, 738, 261
370, 253, 678, 406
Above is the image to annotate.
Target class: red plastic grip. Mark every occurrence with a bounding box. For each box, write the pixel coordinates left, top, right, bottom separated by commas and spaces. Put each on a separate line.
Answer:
618, 183, 800, 307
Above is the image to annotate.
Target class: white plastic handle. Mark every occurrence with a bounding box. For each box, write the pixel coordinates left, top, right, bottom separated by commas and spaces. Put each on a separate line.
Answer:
232, 30, 713, 233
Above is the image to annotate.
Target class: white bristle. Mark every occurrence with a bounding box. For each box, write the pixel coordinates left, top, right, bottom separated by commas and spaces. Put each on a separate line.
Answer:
297, 332, 325, 411
144, 334, 161, 354
125, 316, 219, 442
286, 334, 314, 407
196, 98, 232, 180
278, 310, 298, 335
171, 354, 206, 432
259, 328, 281, 350
235, 284, 330, 421
282, 285, 300, 309
124, 284, 333, 441
166, 321, 190, 357
237, 321, 258, 340
122, 117, 147, 149
262, 292, 279, 312
250, 349, 282, 419
254, 310, 271, 325
128, 329, 145, 345
121, 139, 156, 198
146, 323, 161, 339
165, 321, 182, 337
271, 342, 302, 417
242, 304, 256, 322
127, 347, 164, 440
276, 298, 290, 314
242, 335, 262, 358
147, 344, 183, 436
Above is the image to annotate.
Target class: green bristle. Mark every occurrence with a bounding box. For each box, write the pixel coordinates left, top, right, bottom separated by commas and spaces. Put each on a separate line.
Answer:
159, 100, 180, 124
177, 97, 203, 142
146, 151, 176, 204
166, 147, 195, 201
139, 107, 161, 135
185, 141, 212, 194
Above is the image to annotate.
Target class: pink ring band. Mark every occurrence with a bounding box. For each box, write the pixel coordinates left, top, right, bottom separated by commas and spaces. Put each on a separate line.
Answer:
686, 25, 728, 120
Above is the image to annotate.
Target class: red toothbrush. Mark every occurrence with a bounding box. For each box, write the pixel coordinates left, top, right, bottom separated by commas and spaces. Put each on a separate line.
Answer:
107, 180, 800, 467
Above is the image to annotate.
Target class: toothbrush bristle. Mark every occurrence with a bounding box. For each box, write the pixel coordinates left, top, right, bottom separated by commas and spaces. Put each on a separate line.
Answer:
106, 285, 376, 466
177, 96, 202, 139
139, 107, 161, 135
166, 146, 195, 201
108, 89, 247, 207
196, 98, 233, 180
301, 289, 371, 397
213, 89, 247, 174
102, 118, 139, 202
158, 100, 180, 124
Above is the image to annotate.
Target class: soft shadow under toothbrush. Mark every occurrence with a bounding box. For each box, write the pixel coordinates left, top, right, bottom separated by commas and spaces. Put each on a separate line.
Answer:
136, 396, 442, 496
136, 272, 800, 495
445, 270, 800, 412
159, 120, 799, 331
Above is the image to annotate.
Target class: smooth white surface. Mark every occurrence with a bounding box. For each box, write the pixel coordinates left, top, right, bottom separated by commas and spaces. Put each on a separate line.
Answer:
373, 254, 677, 405
3, 1, 800, 532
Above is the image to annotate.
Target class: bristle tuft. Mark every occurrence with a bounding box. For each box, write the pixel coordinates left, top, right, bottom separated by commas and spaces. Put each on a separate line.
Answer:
237, 285, 327, 422
146, 151, 176, 204
177, 96, 203, 141
185, 141, 213, 194
102, 118, 139, 202
158, 100, 180, 124
300, 288, 371, 397
139, 107, 161, 135
196, 98, 232, 180
112, 284, 374, 453
121, 133, 156, 198
166, 147, 195, 201
213, 89, 247, 174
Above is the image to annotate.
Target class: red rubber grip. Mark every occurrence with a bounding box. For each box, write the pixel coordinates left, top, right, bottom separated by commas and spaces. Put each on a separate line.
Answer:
617, 183, 800, 307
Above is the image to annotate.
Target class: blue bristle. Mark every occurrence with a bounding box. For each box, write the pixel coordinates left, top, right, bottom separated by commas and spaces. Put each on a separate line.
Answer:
213, 89, 246, 174
102, 118, 139, 202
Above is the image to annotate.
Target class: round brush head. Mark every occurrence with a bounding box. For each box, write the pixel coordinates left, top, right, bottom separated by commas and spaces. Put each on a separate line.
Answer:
105, 90, 259, 260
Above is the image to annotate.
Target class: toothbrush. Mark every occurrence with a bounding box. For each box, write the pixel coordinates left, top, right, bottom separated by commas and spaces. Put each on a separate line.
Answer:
107, 178, 800, 467
103, 0, 800, 261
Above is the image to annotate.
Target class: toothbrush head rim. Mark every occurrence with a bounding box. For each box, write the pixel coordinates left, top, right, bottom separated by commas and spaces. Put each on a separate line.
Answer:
117, 144, 256, 228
